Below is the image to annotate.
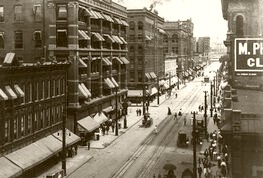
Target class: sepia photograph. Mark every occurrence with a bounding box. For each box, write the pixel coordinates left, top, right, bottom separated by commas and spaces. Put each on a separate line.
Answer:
0, 0, 262, 178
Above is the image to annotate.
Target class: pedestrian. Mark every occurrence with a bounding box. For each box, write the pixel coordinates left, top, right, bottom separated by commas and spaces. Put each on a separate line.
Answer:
198, 166, 202, 178
178, 108, 182, 116
139, 109, 142, 116
106, 125, 109, 135
154, 125, 158, 134
175, 93, 177, 98
167, 107, 171, 115
136, 109, 139, 116
174, 112, 177, 120
87, 140, 90, 150
101, 126, 105, 135
183, 116, 187, 125
111, 122, 115, 132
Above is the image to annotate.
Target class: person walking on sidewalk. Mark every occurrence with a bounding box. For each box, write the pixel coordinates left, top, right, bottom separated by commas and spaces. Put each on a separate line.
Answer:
154, 125, 158, 134
198, 165, 202, 178
174, 112, 177, 120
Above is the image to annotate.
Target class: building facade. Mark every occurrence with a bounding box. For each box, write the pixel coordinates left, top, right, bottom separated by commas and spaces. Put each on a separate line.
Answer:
221, 0, 263, 90
220, 0, 263, 177
127, 8, 165, 93
0, 0, 130, 136
163, 20, 194, 81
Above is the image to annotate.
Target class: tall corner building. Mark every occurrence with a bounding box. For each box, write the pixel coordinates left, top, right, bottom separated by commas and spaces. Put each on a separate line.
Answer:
0, 0, 129, 176
127, 8, 165, 101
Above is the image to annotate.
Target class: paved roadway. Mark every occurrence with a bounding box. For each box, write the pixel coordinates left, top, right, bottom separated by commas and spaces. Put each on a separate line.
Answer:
69, 77, 209, 178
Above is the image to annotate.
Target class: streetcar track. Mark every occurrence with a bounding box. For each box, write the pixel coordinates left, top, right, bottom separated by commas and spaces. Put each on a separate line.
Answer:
111, 83, 205, 178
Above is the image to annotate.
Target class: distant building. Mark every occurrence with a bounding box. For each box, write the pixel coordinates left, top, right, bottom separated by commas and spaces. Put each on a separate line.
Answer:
127, 8, 165, 101
197, 37, 210, 55
163, 19, 194, 81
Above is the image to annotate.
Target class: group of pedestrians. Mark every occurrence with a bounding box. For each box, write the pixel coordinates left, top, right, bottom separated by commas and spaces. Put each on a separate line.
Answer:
136, 108, 142, 116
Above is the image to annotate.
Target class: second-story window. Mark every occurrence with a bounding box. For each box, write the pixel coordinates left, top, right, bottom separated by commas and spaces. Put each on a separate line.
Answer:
57, 4, 67, 20
138, 21, 143, 30
33, 4, 42, 21
33, 30, 42, 48
0, 32, 4, 49
14, 5, 23, 22
0, 6, 4, 22
15, 31, 23, 48
129, 21, 135, 31
56, 29, 67, 47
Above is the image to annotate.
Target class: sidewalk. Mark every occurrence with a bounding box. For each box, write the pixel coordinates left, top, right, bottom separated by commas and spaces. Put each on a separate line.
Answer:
38, 107, 144, 178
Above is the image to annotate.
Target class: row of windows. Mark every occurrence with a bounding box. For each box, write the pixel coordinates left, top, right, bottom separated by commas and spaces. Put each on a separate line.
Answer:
129, 21, 144, 31
4, 105, 64, 143
0, 30, 42, 49
0, 4, 42, 23
164, 47, 179, 54
21, 78, 65, 104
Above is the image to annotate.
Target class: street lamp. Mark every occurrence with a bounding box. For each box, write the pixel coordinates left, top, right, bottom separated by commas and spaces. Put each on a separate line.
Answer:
204, 90, 208, 138
115, 86, 119, 136
210, 81, 213, 117
192, 111, 197, 178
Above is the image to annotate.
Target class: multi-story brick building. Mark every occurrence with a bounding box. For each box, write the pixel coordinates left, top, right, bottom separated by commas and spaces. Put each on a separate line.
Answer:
0, 0, 129, 176
163, 20, 194, 81
127, 8, 165, 98
220, 0, 263, 178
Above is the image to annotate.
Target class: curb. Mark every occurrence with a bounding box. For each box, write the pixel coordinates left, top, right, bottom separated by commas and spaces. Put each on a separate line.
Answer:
66, 155, 94, 177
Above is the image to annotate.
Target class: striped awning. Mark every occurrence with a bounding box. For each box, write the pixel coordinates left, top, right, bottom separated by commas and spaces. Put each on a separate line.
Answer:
91, 32, 105, 41
120, 57, 129, 64
102, 57, 112, 65
78, 30, 90, 40
113, 57, 123, 64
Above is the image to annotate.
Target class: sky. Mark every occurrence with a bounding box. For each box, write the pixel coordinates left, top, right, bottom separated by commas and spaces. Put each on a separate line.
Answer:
113, 0, 228, 43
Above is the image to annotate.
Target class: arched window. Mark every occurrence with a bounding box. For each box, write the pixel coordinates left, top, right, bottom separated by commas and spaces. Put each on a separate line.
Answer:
138, 21, 143, 30
129, 21, 135, 31
129, 46, 135, 53
236, 15, 244, 37
172, 34, 178, 43
163, 34, 168, 43
138, 45, 143, 54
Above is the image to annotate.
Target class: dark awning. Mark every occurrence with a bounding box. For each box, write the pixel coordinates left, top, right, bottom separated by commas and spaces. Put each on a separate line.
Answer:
78, 116, 100, 133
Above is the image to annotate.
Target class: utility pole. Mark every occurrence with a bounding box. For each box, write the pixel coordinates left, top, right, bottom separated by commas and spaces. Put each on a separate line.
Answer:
213, 77, 216, 107
210, 81, 213, 117
204, 91, 208, 138
192, 111, 197, 178
62, 100, 67, 175
115, 87, 119, 136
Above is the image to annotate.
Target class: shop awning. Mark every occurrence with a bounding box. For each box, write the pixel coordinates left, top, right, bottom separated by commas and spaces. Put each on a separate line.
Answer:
127, 90, 149, 97
103, 34, 115, 43
0, 88, 8, 100
120, 19, 129, 26
89, 9, 99, 19
79, 58, 87, 68
36, 135, 62, 154
112, 35, 123, 44
91, 32, 105, 41
145, 35, 152, 41
104, 78, 115, 89
119, 36, 127, 44
103, 106, 113, 113
52, 129, 81, 147
145, 73, 151, 80
80, 83, 91, 97
151, 87, 158, 95
3, 52, 15, 65
157, 28, 166, 34
5, 142, 53, 171
120, 57, 129, 64
79, 6, 92, 17
102, 57, 112, 65
0, 157, 22, 178
113, 17, 122, 25
93, 112, 108, 124
113, 57, 123, 64
78, 84, 89, 98
78, 30, 90, 40
77, 116, 100, 133
111, 77, 119, 87
91, 10, 104, 19
102, 13, 114, 22
150, 72, 157, 79
14, 84, 25, 98
5, 86, 17, 100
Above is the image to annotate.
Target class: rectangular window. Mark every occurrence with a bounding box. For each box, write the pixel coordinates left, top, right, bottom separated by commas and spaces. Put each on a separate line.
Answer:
33, 31, 42, 48
27, 114, 32, 134
53, 80, 56, 97
0, 6, 4, 22
15, 31, 23, 48
33, 4, 42, 21
48, 80, 51, 98
14, 5, 23, 22
21, 116, 25, 136
57, 4, 67, 20
29, 83, 32, 102
4, 120, 10, 143
56, 29, 67, 47
0, 32, 4, 49
13, 118, 18, 139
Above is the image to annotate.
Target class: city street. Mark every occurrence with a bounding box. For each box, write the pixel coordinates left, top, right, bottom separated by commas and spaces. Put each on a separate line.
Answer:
69, 74, 211, 178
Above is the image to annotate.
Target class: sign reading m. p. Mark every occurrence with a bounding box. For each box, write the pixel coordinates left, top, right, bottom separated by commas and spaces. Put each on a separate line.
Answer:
235, 38, 263, 72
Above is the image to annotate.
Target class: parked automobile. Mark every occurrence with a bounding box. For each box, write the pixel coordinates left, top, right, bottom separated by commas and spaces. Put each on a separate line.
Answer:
177, 131, 189, 147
